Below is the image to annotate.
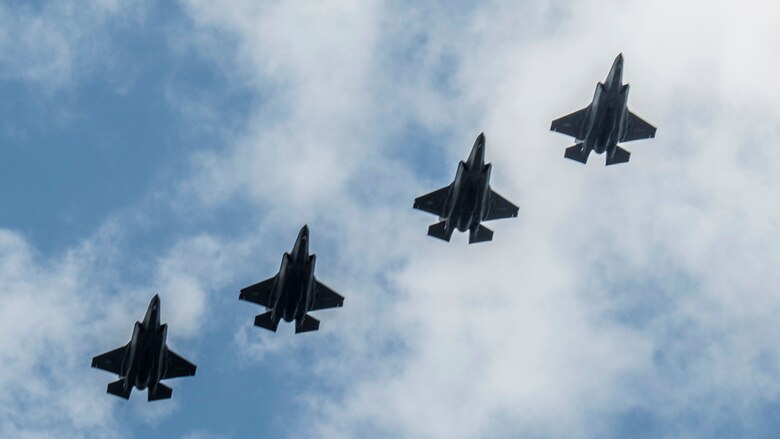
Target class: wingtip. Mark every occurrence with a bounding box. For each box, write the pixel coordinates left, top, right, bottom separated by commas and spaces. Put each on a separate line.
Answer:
238, 287, 252, 301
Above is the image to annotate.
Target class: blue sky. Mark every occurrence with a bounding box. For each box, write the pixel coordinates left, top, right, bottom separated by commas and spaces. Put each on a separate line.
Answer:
2, 1, 780, 438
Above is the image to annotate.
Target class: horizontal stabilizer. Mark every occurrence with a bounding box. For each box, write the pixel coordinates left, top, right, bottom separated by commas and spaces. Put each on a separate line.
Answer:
427, 221, 451, 242
469, 225, 493, 244
564, 143, 589, 164
106, 380, 131, 400
148, 383, 172, 402
254, 311, 279, 332
295, 316, 320, 334
606, 146, 631, 166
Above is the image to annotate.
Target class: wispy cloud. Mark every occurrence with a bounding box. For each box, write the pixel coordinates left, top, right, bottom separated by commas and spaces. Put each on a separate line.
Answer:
0, 224, 125, 438
0, 0, 148, 90
0, 220, 248, 436
181, 430, 230, 439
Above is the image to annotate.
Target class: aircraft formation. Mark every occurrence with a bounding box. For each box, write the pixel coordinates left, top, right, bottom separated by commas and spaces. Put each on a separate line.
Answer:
92, 53, 656, 401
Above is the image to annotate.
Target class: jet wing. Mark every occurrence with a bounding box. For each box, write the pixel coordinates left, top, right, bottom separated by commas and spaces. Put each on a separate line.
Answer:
622, 110, 656, 142
484, 189, 519, 221
91, 344, 128, 375
162, 349, 197, 379
550, 107, 588, 139
239, 276, 276, 307
413, 186, 450, 217
311, 281, 344, 311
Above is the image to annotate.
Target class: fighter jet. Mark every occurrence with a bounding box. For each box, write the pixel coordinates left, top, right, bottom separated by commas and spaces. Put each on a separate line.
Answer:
91, 294, 196, 401
550, 53, 656, 165
413, 133, 518, 243
239, 225, 344, 334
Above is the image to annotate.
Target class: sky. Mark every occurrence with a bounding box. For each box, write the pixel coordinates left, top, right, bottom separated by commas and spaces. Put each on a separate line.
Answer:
1, 0, 780, 438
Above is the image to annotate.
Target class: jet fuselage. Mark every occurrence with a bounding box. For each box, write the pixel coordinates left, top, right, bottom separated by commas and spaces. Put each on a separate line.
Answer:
581, 54, 630, 158
270, 226, 316, 324
92, 294, 196, 400
239, 225, 344, 333
413, 132, 518, 243
123, 296, 167, 392
444, 135, 491, 234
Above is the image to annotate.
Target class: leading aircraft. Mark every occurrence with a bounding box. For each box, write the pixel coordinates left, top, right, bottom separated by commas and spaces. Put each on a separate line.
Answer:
240, 225, 344, 334
550, 53, 656, 165
413, 133, 518, 244
91, 294, 197, 401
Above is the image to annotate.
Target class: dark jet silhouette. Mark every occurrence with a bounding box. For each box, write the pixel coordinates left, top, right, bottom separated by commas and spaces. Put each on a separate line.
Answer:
413, 133, 519, 243
551, 53, 656, 165
240, 225, 344, 334
91, 294, 196, 401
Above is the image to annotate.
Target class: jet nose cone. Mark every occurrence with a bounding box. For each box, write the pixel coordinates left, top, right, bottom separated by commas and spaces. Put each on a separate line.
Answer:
149, 294, 160, 309
467, 133, 487, 167
296, 225, 309, 246
472, 133, 486, 154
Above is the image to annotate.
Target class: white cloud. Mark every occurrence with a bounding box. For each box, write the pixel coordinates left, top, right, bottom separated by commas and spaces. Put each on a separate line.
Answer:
0, 217, 246, 436
153, 233, 253, 340
0, 0, 148, 90
181, 431, 230, 439
0, 225, 124, 438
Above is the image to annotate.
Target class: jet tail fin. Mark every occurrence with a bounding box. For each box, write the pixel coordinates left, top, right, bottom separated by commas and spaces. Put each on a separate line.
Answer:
469, 225, 494, 244
564, 143, 589, 164
254, 311, 279, 332
427, 221, 452, 242
295, 316, 320, 334
148, 383, 172, 401
106, 379, 131, 400
606, 146, 631, 165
